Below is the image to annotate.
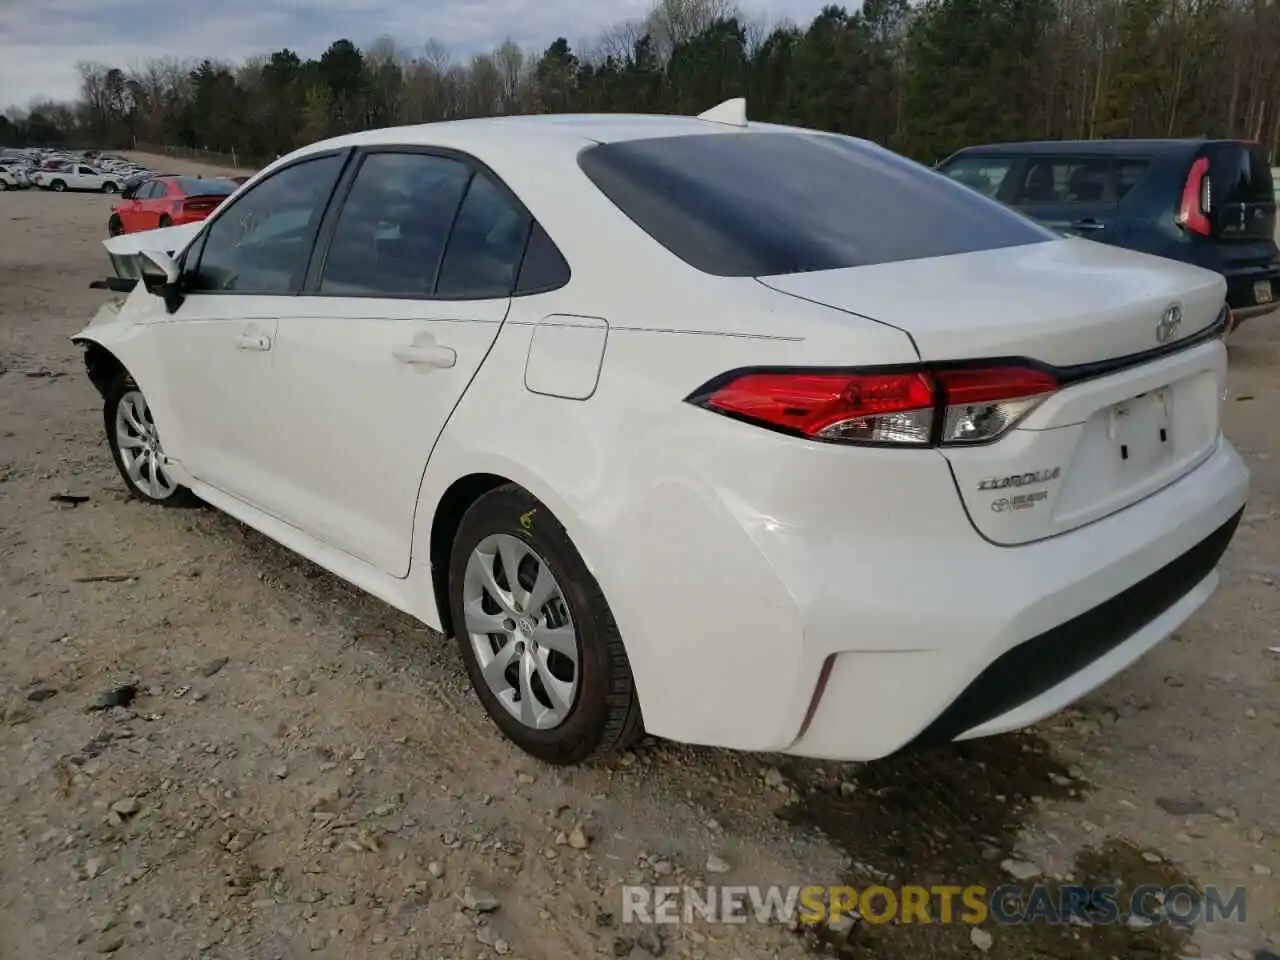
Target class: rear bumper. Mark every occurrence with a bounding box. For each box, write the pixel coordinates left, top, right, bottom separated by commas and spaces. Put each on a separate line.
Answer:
779, 436, 1248, 761
1224, 264, 1280, 324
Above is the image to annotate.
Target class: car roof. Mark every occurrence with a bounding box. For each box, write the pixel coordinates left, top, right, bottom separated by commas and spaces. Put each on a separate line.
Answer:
300, 112, 802, 157
946, 138, 1249, 157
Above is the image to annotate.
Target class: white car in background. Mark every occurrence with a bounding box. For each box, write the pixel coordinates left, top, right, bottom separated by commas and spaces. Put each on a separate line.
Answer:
74, 102, 1249, 766
34, 163, 123, 193
0, 164, 30, 189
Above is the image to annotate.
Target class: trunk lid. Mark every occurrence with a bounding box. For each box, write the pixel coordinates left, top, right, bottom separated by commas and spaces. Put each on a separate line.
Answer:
760, 238, 1228, 545
758, 237, 1225, 366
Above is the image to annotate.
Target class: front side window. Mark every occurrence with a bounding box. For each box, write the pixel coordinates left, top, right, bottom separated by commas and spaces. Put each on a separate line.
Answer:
187, 153, 345, 294
320, 152, 472, 297
939, 156, 1016, 198
578, 133, 1056, 277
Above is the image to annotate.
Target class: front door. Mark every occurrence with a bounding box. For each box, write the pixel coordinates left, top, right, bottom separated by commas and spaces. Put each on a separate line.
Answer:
256, 150, 531, 576
151, 150, 352, 509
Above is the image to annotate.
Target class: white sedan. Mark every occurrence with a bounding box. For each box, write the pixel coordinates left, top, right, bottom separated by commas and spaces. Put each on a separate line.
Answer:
73, 102, 1249, 765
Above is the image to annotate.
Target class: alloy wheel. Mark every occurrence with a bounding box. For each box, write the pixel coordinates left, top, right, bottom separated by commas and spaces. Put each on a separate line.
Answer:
462, 533, 580, 730
114, 389, 179, 499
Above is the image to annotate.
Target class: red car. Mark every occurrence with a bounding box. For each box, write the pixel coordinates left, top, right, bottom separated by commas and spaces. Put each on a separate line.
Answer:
107, 176, 238, 236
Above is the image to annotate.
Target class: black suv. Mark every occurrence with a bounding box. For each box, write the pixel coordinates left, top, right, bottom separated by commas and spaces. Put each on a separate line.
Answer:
936, 139, 1279, 329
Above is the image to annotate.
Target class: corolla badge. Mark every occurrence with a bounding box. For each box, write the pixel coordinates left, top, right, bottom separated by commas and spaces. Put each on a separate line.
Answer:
1156, 304, 1182, 344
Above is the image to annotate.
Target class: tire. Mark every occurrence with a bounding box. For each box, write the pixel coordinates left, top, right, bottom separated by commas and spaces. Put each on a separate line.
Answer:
448, 484, 643, 765
158, 214, 172, 228
104, 373, 199, 508
50, 180, 66, 192
102, 181, 118, 194
107, 215, 123, 237
0, 180, 8, 191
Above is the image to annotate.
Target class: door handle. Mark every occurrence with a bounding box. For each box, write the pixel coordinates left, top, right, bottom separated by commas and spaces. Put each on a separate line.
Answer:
392, 343, 456, 369
234, 332, 272, 351
1070, 219, 1106, 231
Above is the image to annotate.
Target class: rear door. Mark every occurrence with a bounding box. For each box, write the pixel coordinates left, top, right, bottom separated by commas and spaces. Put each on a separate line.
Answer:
256, 148, 528, 577
1006, 155, 1120, 241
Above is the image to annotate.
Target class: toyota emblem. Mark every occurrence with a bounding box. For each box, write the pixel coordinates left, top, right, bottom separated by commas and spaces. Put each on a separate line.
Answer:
1156, 305, 1182, 344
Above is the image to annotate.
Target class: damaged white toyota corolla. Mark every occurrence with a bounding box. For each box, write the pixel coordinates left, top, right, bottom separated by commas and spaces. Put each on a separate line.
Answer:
73, 102, 1249, 766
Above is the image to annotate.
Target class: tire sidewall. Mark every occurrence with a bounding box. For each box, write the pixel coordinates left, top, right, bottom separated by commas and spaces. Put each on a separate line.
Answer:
51, 181, 65, 192
448, 487, 619, 762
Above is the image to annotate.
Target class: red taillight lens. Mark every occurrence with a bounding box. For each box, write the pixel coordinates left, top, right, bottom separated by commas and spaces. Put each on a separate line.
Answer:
1177, 156, 1212, 237
701, 370, 936, 445
689, 364, 1058, 447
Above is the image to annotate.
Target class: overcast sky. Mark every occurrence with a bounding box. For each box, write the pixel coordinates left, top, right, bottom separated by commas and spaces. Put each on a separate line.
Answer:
0, 0, 823, 110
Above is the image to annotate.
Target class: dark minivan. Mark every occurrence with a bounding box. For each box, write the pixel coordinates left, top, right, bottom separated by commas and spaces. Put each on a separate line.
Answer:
936, 139, 1280, 329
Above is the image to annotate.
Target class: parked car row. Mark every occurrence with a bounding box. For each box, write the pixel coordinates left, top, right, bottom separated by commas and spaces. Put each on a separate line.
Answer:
935, 138, 1280, 330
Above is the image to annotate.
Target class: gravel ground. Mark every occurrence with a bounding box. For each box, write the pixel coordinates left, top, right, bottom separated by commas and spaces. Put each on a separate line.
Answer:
0, 153, 1277, 960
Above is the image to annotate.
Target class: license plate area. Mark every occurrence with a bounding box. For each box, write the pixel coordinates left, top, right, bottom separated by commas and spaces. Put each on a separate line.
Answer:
1256, 279, 1274, 304
1109, 388, 1173, 471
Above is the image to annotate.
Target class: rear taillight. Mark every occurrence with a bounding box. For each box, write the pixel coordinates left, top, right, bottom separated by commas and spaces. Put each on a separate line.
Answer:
1177, 156, 1212, 237
688, 364, 1058, 447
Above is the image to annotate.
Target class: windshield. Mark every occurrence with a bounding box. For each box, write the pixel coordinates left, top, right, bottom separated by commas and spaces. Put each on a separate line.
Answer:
578, 132, 1056, 277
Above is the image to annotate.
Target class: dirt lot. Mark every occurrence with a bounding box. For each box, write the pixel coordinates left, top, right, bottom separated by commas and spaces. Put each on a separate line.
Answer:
0, 152, 1277, 960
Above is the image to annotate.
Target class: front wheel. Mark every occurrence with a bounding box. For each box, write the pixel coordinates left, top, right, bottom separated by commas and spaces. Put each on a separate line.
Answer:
448, 485, 643, 765
158, 214, 173, 228
107, 215, 123, 237
104, 375, 199, 507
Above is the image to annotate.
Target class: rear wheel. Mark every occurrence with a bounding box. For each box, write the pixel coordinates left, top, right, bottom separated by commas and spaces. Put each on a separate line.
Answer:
448, 485, 643, 765
50, 180, 66, 192
104, 374, 198, 508
101, 181, 117, 194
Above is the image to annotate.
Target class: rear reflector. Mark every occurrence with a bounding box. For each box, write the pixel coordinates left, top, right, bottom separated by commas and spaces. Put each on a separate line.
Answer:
1177, 156, 1212, 237
688, 364, 1059, 447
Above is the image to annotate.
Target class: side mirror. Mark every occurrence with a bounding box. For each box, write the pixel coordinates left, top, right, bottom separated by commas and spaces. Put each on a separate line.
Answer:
139, 249, 183, 313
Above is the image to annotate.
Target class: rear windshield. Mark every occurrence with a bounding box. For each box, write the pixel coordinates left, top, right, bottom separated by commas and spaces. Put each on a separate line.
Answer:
577, 133, 1058, 277
173, 177, 237, 196
1204, 142, 1274, 205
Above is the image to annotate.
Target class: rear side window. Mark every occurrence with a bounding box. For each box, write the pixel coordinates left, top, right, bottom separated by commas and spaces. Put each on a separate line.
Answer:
578, 133, 1056, 277
319, 152, 471, 298
1114, 159, 1151, 200
1011, 158, 1111, 204
435, 172, 530, 299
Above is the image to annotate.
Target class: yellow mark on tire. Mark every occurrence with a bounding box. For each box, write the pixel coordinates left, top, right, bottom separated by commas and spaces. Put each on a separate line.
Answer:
519, 509, 537, 530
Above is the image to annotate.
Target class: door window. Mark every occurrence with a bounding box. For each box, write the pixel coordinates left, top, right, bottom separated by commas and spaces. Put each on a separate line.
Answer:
319, 152, 472, 297
938, 156, 1016, 199
435, 172, 530, 299
185, 153, 345, 294
1012, 158, 1112, 204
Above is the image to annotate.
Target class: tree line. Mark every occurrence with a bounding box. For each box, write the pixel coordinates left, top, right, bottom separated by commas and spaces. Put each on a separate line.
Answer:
2, 0, 1278, 166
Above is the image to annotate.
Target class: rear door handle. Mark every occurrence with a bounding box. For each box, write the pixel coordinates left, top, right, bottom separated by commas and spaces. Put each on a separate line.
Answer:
234, 332, 271, 351
393, 342, 456, 369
